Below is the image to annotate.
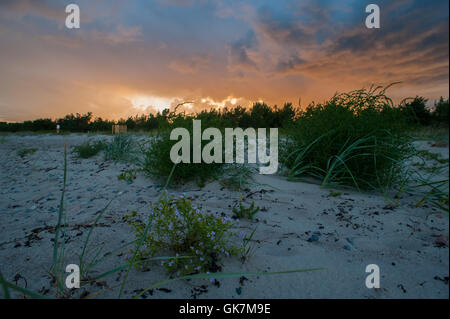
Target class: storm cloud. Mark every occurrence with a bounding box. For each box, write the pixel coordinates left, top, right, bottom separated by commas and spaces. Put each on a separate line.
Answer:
0, 0, 448, 122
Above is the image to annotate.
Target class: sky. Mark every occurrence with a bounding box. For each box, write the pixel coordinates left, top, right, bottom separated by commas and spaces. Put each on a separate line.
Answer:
0, 0, 448, 122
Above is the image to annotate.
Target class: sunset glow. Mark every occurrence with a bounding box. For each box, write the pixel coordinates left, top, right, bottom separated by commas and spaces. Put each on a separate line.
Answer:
0, 0, 448, 122
130, 95, 181, 112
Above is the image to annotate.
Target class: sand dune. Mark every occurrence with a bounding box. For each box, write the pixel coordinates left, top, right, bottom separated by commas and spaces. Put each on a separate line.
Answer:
0, 134, 448, 298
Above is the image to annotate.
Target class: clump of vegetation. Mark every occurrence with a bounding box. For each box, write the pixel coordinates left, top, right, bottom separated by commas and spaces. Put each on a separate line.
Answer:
220, 164, 254, 191
221, 164, 261, 220
127, 193, 240, 276
328, 190, 342, 197
281, 84, 414, 191
118, 169, 137, 182
432, 97, 449, 126
17, 148, 37, 158
232, 202, 260, 220
398, 96, 449, 128
72, 140, 105, 158
399, 96, 433, 126
409, 126, 449, 144
104, 134, 134, 162
405, 148, 449, 212
240, 227, 257, 263
141, 131, 223, 186
415, 149, 449, 165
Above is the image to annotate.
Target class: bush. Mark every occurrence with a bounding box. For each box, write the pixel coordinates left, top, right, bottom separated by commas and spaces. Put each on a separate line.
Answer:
281, 85, 413, 190
72, 140, 105, 158
58, 112, 93, 132
128, 193, 240, 276
433, 97, 449, 126
400, 97, 432, 126
17, 148, 37, 158
141, 130, 224, 185
90, 117, 114, 132
104, 134, 134, 162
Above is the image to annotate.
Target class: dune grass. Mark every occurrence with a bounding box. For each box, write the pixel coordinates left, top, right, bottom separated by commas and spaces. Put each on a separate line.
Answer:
281, 85, 413, 191
409, 126, 449, 144
17, 148, 37, 158
104, 134, 135, 162
220, 164, 255, 191
140, 131, 224, 186
280, 85, 448, 211
72, 140, 105, 159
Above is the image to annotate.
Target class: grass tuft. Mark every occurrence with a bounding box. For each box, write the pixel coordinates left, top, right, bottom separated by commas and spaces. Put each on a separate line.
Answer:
104, 134, 135, 162
281, 85, 413, 191
140, 131, 223, 186
72, 140, 105, 158
17, 148, 37, 158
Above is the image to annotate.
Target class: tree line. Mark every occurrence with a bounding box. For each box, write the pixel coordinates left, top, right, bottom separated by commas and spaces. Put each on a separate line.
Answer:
0, 97, 448, 133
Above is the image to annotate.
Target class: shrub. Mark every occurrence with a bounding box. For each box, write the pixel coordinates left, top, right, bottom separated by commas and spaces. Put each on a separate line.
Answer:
281, 85, 413, 190
17, 148, 37, 158
58, 112, 93, 132
141, 131, 223, 185
72, 140, 105, 158
104, 134, 134, 162
250, 102, 276, 128
90, 117, 114, 132
128, 193, 240, 276
433, 97, 449, 126
400, 96, 432, 126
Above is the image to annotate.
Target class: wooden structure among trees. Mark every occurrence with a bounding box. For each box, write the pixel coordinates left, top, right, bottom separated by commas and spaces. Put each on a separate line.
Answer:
112, 124, 127, 134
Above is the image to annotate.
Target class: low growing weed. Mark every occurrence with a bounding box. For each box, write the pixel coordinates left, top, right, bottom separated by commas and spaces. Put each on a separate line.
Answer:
72, 140, 105, 158
118, 169, 137, 183
220, 164, 254, 191
240, 227, 258, 263
127, 192, 240, 276
232, 202, 260, 220
17, 148, 37, 158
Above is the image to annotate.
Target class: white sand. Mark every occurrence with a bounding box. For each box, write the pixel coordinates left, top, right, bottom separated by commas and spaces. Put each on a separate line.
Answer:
0, 134, 448, 299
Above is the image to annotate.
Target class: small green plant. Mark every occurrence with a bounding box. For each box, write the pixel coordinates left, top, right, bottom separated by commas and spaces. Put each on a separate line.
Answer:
240, 227, 257, 263
124, 210, 138, 222
118, 169, 137, 182
51, 146, 68, 298
220, 164, 254, 191
141, 131, 223, 185
232, 201, 260, 220
17, 148, 37, 158
329, 190, 342, 197
72, 140, 105, 158
104, 134, 134, 162
415, 149, 449, 165
127, 192, 240, 276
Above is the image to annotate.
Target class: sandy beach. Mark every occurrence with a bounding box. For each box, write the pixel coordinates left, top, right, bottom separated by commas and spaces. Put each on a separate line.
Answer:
0, 133, 448, 299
